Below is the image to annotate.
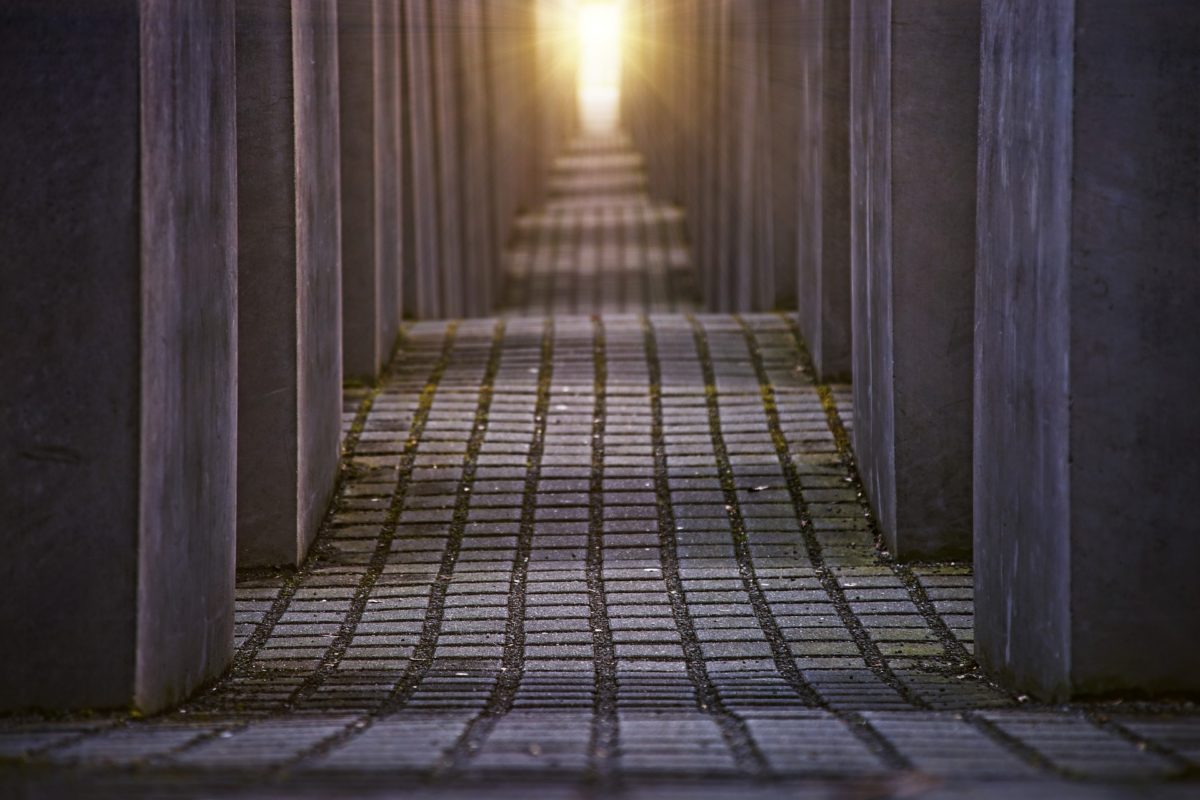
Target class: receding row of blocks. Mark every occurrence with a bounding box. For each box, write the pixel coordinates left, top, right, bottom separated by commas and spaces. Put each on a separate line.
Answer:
630, 2, 1200, 701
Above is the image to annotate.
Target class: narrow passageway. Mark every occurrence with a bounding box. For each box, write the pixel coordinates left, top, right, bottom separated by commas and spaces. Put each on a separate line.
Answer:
3, 135, 1194, 800
501, 132, 694, 314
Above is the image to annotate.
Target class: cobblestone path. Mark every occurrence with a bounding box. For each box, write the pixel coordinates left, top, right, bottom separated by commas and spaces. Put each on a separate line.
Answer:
2, 136, 1198, 799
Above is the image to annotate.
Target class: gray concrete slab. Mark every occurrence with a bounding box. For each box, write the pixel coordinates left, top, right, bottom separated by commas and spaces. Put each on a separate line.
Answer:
457, 0, 496, 317
0, 0, 237, 712
483, 0, 536, 262
431, 0, 465, 318
790, 0, 852, 381
377, 0, 402, 346
401, 0, 442, 319
338, 0, 402, 381
975, 0, 1200, 700
849, 0, 980, 561
767, 1, 801, 313
235, 0, 342, 568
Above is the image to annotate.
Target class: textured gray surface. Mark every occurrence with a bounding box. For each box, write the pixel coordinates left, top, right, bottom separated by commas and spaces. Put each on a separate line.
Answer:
849, 0, 979, 561
0, 0, 142, 712
235, 0, 342, 568
0, 0, 237, 712
767, 1, 799, 312
457, 0, 498, 317
430, 1, 465, 318
136, 0, 239, 713
339, 0, 401, 382
401, 0, 442, 319
791, 0, 852, 382
374, 0, 402, 360
975, 0, 1200, 699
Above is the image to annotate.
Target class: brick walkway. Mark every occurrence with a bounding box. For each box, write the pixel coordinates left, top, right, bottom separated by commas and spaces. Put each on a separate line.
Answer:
2, 136, 1198, 799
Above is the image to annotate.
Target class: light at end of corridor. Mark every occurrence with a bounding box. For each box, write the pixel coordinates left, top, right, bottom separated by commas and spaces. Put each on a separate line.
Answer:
577, 1, 622, 134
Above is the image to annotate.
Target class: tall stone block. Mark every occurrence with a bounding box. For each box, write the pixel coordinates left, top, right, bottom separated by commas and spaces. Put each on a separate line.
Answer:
430, 0, 465, 317
710, 0, 735, 311
767, 1, 801, 312
746, 2, 775, 310
236, 0, 342, 567
792, 0, 851, 381
458, 0, 497, 316
975, 0, 1200, 700
695, 2, 722, 310
483, 0, 532, 257
338, 0, 401, 381
849, 0, 979, 560
401, 0, 441, 319
0, 0, 236, 712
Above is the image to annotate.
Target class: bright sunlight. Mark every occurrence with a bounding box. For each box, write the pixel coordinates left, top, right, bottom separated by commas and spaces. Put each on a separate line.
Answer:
576, 1, 623, 133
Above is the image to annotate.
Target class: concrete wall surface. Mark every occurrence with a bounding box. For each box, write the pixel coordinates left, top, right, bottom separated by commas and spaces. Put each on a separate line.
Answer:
401, 0, 441, 319
338, 0, 401, 382
458, 0, 497, 316
975, 0, 1200, 700
374, 0, 402, 355
850, 0, 979, 561
767, 1, 801, 313
0, 0, 237, 712
236, 0, 342, 568
632, 0, 844, 315
430, 1, 465, 318
338, 0, 385, 381
792, 0, 852, 381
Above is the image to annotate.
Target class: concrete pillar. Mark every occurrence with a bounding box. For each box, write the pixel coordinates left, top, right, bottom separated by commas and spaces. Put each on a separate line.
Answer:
684, 2, 710, 290
401, 0, 441, 319
338, 0, 401, 381
458, 0, 496, 316
790, 0, 851, 381
975, 0, 1200, 700
0, 0, 236, 712
483, 0, 537, 257
711, 0, 734, 311
430, 0, 464, 318
848, 0, 980, 560
236, 0, 343, 567
746, 2, 776, 311
767, 1, 801, 313
693, 2, 717, 307
710, 0, 776, 312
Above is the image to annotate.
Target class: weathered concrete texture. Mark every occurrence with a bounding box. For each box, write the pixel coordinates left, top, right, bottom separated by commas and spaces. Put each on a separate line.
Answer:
532, 0, 575, 206
632, 1, 792, 314
484, 0, 538, 260
790, 0, 852, 381
457, 0, 496, 317
484, 0, 539, 256
849, 0, 979, 561
430, 1, 465, 318
401, 0, 441, 319
744, 2, 775, 311
766, 1, 800, 312
975, 0, 1200, 700
712, 1, 736, 311
338, 0, 401, 381
375, 0, 402, 350
236, 0, 343, 568
0, 0, 236, 712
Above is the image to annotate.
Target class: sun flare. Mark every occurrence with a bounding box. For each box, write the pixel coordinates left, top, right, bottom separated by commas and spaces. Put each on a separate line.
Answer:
576, 1, 623, 133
